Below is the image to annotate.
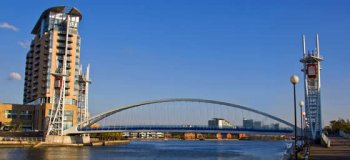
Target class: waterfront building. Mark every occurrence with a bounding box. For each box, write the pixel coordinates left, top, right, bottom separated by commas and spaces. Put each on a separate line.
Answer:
243, 119, 254, 129
208, 118, 234, 128
0, 6, 89, 132
253, 121, 262, 129
125, 132, 165, 139
270, 123, 279, 130
23, 6, 83, 105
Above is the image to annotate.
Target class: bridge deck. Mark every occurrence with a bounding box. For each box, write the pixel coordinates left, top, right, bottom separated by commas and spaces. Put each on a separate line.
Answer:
70, 125, 293, 135
310, 137, 350, 159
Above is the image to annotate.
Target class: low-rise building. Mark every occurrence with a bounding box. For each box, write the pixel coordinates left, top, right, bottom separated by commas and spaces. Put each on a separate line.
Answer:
208, 118, 234, 128
0, 103, 78, 131
253, 121, 262, 129
243, 119, 254, 129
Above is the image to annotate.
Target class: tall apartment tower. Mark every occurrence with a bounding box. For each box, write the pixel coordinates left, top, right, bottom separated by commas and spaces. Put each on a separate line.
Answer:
300, 34, 323, 140
23, 6, 82, 105
23, 6, 90, 135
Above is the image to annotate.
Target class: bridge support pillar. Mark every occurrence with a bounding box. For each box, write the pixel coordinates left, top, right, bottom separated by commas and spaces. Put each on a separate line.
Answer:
183, 133, 196, 140
216, 133, 222, 140
226, 133, 232, 139
46, 135, 90, 144
239, 134, 248, 140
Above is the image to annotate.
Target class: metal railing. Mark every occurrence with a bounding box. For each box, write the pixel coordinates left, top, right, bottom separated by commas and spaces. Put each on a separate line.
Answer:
321, 133, 331, 148
79, 125, 293, 133
0, 137, 44, 142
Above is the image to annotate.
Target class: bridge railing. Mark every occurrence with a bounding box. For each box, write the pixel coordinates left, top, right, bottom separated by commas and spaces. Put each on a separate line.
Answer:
321, 133, 331, 148
78, 125, 293, 133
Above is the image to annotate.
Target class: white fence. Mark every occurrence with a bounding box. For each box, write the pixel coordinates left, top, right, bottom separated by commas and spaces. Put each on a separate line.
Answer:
321, 133, 331, 148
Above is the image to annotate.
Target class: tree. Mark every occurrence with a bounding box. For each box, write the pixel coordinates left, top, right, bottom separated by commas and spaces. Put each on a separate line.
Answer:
325, 118, 350, 134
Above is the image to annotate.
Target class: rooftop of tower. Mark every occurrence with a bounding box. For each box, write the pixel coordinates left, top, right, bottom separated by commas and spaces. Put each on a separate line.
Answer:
31, 6, 82, 35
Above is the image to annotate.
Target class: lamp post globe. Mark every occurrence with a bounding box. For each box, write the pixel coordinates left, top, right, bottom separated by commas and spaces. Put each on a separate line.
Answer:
290, 75, 300, 84
299, 101, 304, 108
290, 74, 299, 159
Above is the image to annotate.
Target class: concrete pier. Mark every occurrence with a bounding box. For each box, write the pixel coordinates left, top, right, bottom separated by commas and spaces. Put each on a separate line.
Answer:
45, 135, 91, 144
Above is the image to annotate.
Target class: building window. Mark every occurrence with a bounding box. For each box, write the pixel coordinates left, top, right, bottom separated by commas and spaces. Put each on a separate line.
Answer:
5, 110, 17, 119
19, 110, 33, 120
47, 110, 74, 129
63, 110, 73, 130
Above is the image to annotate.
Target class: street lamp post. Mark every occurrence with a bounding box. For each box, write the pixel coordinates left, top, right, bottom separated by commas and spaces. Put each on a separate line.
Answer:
290, 75, 299, 159
299, 101, 304, 140
302, 111, 306, 140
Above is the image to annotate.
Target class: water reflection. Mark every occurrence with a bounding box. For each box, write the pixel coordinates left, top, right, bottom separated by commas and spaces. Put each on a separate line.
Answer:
0, 140, 288, 160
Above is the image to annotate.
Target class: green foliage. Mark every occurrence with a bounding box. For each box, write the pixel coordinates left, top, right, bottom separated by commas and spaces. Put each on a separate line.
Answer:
325, 118, 350, 134
90, 132, 123, 140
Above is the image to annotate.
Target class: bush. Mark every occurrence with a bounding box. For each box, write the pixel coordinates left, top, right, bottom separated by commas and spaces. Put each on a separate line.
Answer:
325, 119, 350, 134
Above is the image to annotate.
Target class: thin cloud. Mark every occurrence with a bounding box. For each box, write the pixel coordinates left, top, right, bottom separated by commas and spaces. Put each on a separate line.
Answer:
18, 41, 30, 49
0, 22, 19, 31
8, 72, 22, 81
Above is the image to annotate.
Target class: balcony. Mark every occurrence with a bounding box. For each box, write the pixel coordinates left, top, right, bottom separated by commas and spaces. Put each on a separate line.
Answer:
68, 38, 73, 44
57, 42, 66, 47
57, 37, 66, 42
57, 50, 65, 55
57, 56, 64, 61
67, 44, 73, 50
57, 30, 66, 35
54, 68, 69, 76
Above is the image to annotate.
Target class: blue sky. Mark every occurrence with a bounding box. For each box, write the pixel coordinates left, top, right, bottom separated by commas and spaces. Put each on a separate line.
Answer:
0, 0, 349, 125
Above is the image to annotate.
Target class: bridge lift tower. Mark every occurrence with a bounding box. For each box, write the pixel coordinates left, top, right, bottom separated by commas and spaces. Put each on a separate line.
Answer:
300, 34, 323, 140
77, 64, 91, 125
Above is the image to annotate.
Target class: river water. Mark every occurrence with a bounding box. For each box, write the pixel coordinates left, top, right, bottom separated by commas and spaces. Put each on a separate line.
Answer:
0, 140, 290, 160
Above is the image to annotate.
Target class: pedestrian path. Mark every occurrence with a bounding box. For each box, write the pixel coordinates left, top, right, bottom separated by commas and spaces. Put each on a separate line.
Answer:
310, 136, 350, 159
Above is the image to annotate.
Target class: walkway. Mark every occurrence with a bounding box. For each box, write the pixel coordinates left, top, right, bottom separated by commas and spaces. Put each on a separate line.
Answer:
310, 136, 350, 159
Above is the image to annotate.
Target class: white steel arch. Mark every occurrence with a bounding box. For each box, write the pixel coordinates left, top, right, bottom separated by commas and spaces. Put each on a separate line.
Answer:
64, 98, 293, 135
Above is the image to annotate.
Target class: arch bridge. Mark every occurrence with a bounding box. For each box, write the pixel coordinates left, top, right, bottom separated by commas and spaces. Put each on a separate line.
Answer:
64, 98, 294, 135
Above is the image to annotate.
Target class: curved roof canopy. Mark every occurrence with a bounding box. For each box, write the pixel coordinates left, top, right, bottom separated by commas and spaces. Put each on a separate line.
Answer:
31, 6, 82, 34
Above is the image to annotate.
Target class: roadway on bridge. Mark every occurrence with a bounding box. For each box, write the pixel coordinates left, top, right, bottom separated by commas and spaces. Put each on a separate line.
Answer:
310, 136, 350, 159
